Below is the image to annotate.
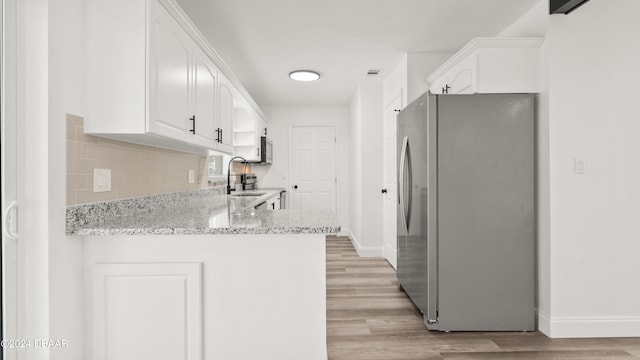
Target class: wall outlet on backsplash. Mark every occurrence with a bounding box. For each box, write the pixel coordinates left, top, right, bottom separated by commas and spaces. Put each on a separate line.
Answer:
93, 168, 112, 192
188, 170, 195, 184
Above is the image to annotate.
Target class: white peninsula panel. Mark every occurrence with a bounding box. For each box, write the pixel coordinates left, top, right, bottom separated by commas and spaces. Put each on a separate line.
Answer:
85, 234, 327, 360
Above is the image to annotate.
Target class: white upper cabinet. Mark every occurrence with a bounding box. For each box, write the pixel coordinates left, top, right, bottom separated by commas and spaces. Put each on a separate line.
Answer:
427, 38, 544, 95
149, 2, 192, 142
192, 45, 219, 145
84, 0, 265, 155
233, 104, 269, 162
217, 74, 235, 153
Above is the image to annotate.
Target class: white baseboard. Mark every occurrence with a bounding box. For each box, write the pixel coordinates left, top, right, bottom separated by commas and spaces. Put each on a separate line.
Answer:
537, 312, 551, 336
542, 315, 640, 338
348, 231, 383, 258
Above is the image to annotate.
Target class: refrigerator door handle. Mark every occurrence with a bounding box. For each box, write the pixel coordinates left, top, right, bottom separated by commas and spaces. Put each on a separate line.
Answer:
399, 136, 408, 231
405, 140, 413, 230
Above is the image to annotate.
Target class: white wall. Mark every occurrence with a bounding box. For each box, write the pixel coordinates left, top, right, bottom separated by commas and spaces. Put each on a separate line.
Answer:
383, 54, 407, 109
48, 0, 85, 357
545, 0, 640, 337
348, 79, 384, 256
499, 0, 640, 338
406, 53, 453, 103
252, 106, 350, 233
349, 90, 362, 242
497, 0, 548, 38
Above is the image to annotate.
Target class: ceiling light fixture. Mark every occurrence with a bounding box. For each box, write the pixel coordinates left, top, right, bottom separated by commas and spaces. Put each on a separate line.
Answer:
289, 70, 320, 82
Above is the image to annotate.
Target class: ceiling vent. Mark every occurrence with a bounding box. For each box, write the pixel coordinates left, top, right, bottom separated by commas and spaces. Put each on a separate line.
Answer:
550, 0, 590, 14
367, 69, 381, 76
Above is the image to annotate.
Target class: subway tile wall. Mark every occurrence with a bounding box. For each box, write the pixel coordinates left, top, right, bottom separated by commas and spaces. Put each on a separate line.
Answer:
66, 114, 208, 205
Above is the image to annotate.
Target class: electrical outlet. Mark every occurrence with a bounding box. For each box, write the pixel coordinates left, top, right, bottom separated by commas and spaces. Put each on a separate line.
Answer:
188, 169, 195, 184
93, 168, 112, 192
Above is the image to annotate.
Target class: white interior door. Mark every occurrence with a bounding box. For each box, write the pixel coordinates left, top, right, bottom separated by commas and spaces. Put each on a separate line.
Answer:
2, 0, 19, 357
383, 92, 402, 269
290, 126, 337, 213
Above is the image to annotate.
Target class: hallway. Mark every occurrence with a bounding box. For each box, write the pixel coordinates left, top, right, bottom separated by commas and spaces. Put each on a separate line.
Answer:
325, 235, 640, 360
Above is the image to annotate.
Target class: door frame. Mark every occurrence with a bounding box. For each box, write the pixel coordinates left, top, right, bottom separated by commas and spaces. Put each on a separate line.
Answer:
2, 0, 19, 358
288, 125, 339, 221
382, 90, 403, 268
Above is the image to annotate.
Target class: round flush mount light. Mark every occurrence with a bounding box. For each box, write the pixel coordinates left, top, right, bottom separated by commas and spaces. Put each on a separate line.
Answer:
289, 70, 320, 82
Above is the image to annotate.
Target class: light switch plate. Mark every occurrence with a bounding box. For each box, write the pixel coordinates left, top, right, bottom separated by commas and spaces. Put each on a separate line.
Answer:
188, 169, 195, 184
574, 158, 586, 174
94, 168, 112, 192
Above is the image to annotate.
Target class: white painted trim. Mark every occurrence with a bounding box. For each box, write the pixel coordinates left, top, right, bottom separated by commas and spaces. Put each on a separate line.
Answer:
348, 231, 384, 258
426, 37, 544, 83
546, 315, 640, 338
537, 312, 551, 337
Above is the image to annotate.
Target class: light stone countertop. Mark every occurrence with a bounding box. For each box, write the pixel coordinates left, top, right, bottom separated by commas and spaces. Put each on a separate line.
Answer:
66, 187, 340, 235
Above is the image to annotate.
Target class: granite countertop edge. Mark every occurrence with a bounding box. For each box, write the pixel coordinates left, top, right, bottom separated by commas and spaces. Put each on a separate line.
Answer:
66, 187, 340, 236
68, 225, 342, 236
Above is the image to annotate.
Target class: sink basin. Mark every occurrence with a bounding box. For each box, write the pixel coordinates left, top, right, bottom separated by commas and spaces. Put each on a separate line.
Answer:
230, 192, 266, 197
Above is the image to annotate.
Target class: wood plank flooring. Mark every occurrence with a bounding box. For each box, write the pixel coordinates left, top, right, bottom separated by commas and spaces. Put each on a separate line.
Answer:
325, 235, 640, 360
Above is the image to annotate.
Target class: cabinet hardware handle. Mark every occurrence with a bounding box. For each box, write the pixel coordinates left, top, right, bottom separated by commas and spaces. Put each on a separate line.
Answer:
215, 128, 220, 143
220, 128, 223, 143
394, 109, 401, 113
381, 189, 387, 194
293, 185, 298, 189
264, 127, 267, 136
257, 147, 260, 157
190, 115, 196, 134
443, 84, 450, 94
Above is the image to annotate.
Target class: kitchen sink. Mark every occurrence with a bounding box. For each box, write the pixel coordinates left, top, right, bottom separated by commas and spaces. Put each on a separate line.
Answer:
230, 192, 266, 197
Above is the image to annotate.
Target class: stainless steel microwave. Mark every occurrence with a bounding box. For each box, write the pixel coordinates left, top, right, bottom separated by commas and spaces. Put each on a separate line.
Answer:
259, 136, 273, 164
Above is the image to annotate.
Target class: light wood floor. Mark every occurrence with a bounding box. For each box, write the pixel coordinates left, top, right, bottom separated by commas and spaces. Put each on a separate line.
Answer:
325, 235, 640, 360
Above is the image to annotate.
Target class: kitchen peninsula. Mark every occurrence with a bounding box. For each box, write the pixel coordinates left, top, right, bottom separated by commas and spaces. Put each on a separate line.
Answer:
68, 187, 338, 360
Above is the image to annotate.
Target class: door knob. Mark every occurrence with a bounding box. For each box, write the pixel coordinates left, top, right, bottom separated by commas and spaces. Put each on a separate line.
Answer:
381, 188, 387, 194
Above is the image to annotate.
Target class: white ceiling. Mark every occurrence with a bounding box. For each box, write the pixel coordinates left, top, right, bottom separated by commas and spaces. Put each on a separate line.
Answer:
176, 0, 541, 106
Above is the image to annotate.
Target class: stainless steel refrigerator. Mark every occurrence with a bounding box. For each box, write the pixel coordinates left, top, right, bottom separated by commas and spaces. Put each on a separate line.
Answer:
397, 92, 536, 331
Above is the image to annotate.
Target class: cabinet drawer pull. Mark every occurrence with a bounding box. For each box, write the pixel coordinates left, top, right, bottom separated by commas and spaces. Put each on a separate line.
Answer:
189, 115, 196, 134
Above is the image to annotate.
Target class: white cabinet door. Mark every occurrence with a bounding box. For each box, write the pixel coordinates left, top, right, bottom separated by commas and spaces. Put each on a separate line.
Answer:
92, 263, 203, 360
429, 75, 448, 95
447, 53, 477, 94
149, 0, 191, 141
426, 38, 542, 95
259, 116, 267, 138
193, 46, 217, 145
217, 74, 234, 153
